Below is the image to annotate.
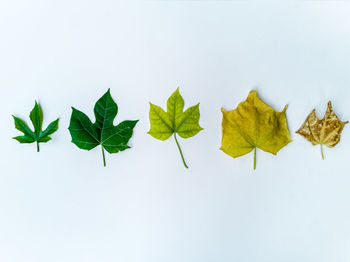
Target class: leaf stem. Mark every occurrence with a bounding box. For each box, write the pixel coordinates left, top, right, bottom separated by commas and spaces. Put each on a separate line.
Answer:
253, 147, 256, 170
174, 133, 188, 168
37, 142, 40, 152
320, 144, 324, 160
101, 146, 106, 167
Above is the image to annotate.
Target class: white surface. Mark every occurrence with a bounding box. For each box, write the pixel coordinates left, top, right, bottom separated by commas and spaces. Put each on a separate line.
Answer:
1, 1, 350, 261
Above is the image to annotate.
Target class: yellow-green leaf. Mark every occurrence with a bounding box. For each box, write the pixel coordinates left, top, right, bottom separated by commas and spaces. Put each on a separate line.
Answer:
167, 88, 184, 129
220, 90, 291, 170
148, 103, 173, 141
176, 104, 202, 139
148, 88, 203, 168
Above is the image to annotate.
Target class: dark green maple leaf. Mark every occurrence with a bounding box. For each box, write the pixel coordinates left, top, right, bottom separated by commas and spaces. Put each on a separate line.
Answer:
12, 101, 59, 152
68, 89, 138, 167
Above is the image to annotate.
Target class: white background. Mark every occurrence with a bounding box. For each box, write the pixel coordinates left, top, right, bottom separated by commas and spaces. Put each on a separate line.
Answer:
1, 0, 350, 261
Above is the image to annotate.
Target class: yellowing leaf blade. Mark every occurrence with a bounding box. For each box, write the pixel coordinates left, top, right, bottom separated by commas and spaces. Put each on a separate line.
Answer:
176, 103, 203, 139
167, 88, 184, 127
258, 106, 292, 155
220, 108, 255, 158
220, 90, 291, 169
148, 102, 173, 141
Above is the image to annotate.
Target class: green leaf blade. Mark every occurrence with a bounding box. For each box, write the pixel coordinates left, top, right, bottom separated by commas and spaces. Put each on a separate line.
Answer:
94, 89, 118, 132
12, 115, 35, 139
102, 120, 138, 153
29, 101, 43, 138
69, 90, 138, 166
38, 136, 52, 143
40, 119, 59, 139
13, 135, 36, 143
68, 107, 100, 150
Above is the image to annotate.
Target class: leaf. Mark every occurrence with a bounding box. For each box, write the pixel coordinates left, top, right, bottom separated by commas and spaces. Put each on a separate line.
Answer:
148, 88, 203, 168
12, 101, 59, 152
296, 101, 348, 160
68, 89, 138, 167
220, 90, 292, 170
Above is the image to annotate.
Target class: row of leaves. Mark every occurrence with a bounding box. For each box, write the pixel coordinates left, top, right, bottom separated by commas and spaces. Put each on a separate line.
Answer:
13, 89, 348, 169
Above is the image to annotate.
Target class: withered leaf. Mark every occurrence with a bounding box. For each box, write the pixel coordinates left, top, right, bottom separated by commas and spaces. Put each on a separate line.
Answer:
296, 101, 348, 159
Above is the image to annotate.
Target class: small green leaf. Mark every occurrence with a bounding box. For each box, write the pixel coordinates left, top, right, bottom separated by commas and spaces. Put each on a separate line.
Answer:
68, 89, 138, 167
148, 88, 203, 168
12, 101, 59, 152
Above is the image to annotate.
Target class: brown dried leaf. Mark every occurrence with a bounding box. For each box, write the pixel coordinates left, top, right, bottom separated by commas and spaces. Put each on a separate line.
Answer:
296, 101, 348, 159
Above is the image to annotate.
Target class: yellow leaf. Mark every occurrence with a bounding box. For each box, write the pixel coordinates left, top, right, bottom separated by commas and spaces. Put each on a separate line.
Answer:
220, 90, 292, 170
296, 101, 348, 160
